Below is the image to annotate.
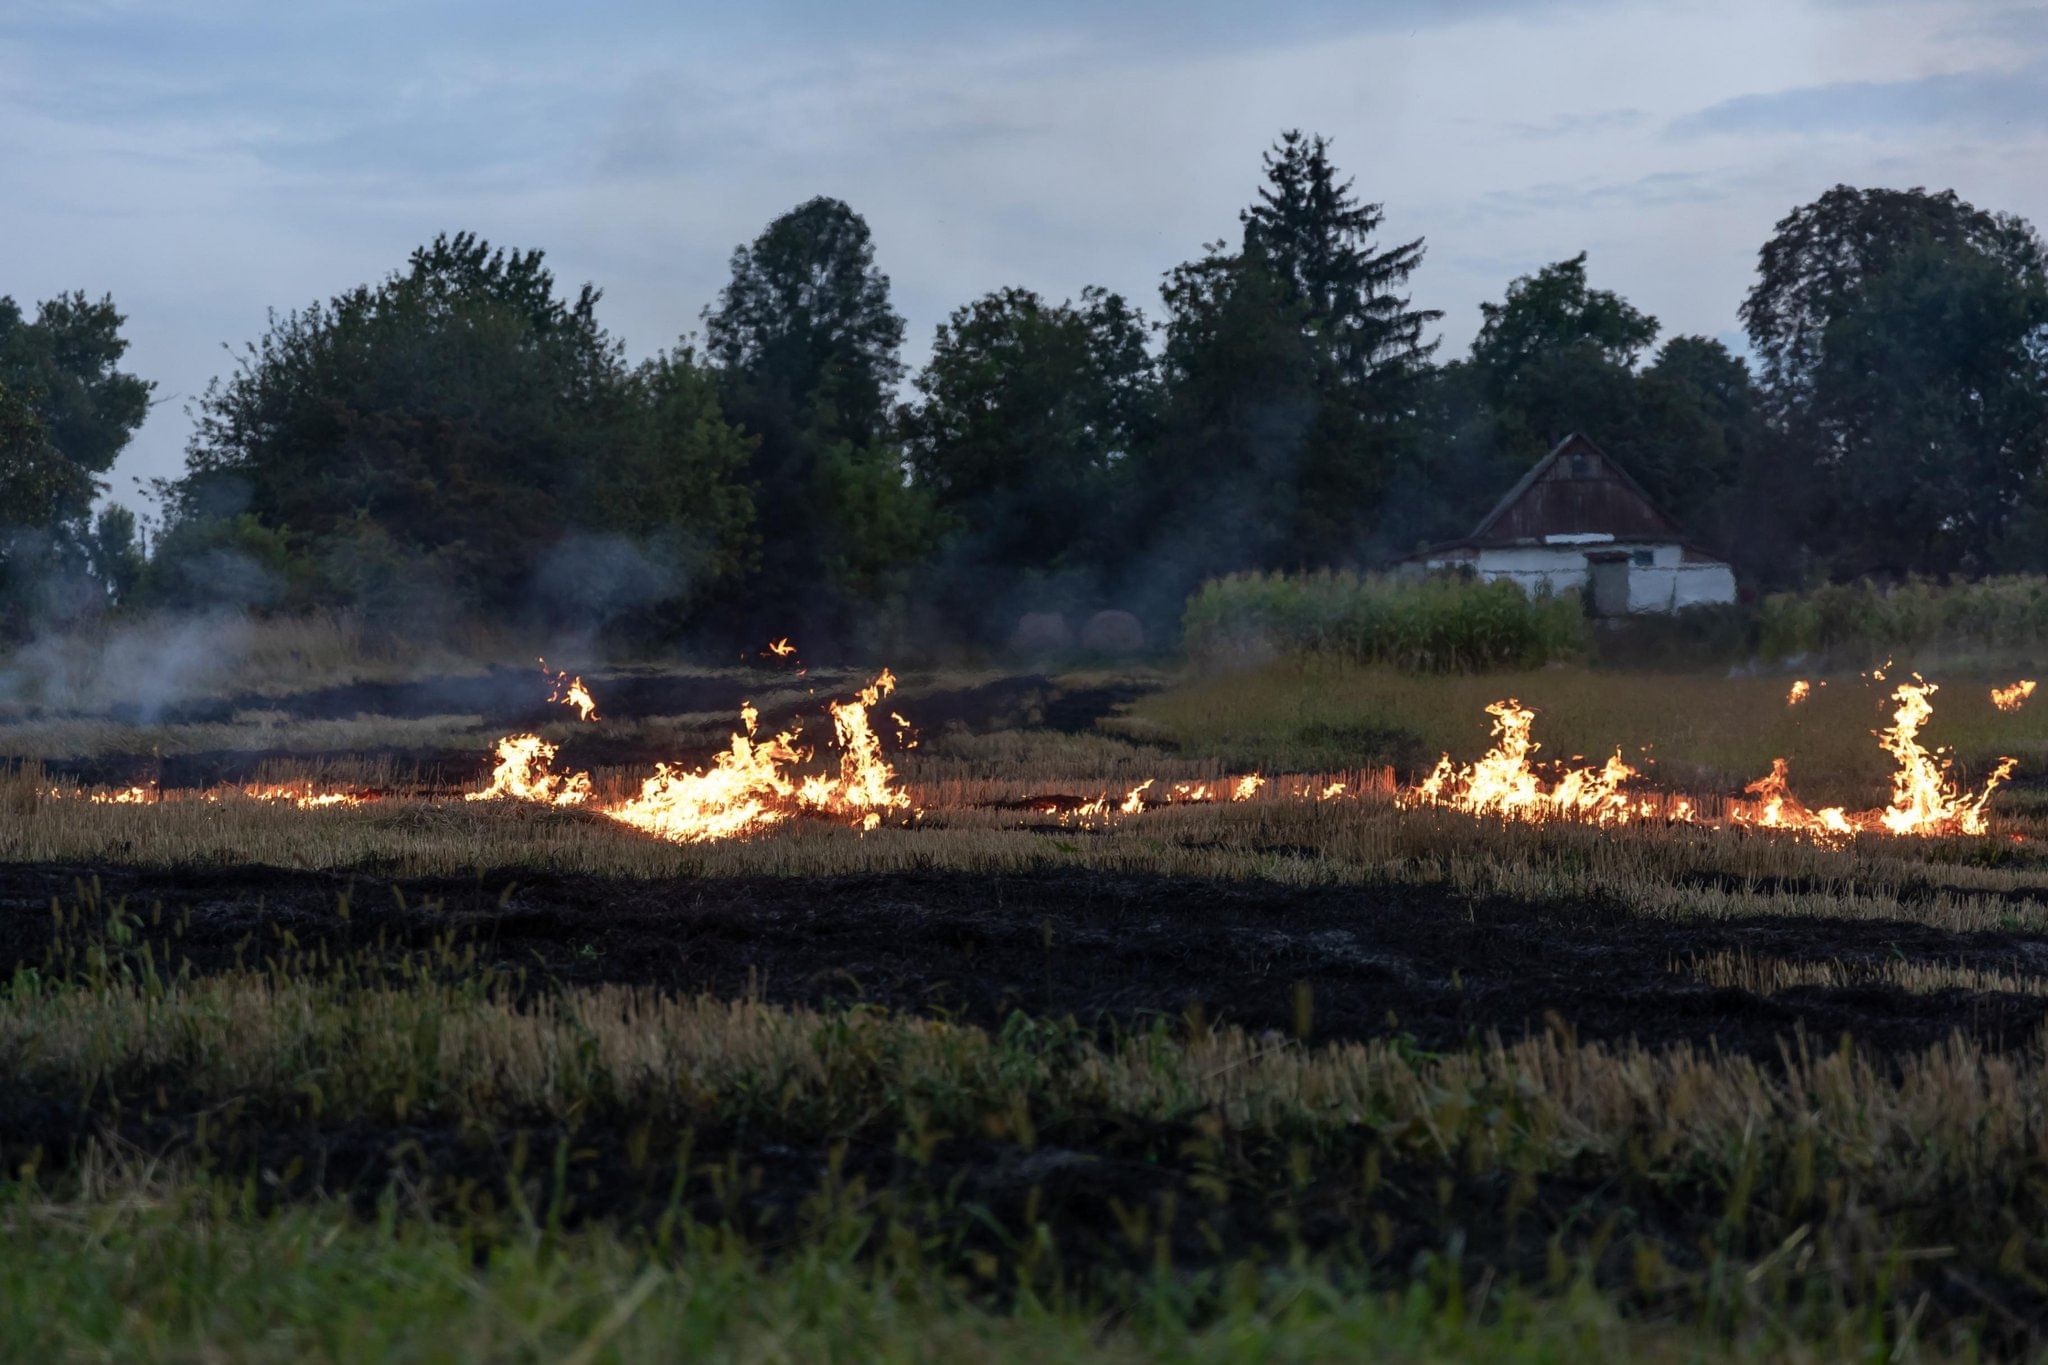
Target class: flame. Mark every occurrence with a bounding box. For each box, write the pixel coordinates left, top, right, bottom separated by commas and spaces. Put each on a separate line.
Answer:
540, 660, 599, 722
470, 670, 913, 843
1874, 682, 2014, 836
240, 781, 370, 809
602, 717, 807, 844
1404, 700, 1643, 826
1319, 782, 1347, 800
466, 734, 592, 807
1731, 681, 2014, 838
766, 638, 796, 658
1231, 774, 1265, 801
1731, 758, 1852, 838
821, 669, 911, 820
1993, 680, 2037, 712
1787, 680, 1811, 706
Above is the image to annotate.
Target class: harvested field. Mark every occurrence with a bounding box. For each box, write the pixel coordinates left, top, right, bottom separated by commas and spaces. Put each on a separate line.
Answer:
10, 652, 2048, 1359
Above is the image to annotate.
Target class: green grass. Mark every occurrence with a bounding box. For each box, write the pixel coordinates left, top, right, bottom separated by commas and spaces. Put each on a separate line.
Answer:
0, 909, 2028, 1363
1761, 576, 2048, 665
1121, 656, 2048, 806
1183, 571, 1589, 673
15, 644, 2048, 1357
2, 1173, 1768, 1365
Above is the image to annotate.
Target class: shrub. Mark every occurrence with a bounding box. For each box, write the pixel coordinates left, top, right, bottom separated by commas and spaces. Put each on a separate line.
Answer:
1182, 570, 1587, 672
1758, 575, 2048, 662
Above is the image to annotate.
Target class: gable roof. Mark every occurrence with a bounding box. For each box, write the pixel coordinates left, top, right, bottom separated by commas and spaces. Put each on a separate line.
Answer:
1468, 432, 1682, 543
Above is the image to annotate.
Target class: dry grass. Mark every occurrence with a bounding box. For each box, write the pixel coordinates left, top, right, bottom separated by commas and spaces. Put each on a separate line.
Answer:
1681, 949, 2048, 1000
1124, 657, 2048, 805
3, 940, 2046, 1357
7, 763, 2048, 935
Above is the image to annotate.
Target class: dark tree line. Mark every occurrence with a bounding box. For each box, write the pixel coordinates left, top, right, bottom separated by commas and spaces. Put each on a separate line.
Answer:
10, 133, 2047, 647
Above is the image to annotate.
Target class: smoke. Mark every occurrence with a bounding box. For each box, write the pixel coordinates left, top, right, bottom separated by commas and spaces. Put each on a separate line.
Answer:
0, 610, 258, 722
531, 532, 694, 622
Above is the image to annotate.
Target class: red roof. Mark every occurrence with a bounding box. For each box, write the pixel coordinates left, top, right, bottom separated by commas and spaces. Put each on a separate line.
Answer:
1407, 433, 1721, 561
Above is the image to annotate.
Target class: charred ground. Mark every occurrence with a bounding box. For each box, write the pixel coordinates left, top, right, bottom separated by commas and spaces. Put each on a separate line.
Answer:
9, 860, 2048, 1058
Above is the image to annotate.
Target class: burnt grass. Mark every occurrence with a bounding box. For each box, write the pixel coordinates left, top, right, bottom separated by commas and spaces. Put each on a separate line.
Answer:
40, 671, 1158, 790
6, 861, 2047, 1058
9, 861, 2048, 1342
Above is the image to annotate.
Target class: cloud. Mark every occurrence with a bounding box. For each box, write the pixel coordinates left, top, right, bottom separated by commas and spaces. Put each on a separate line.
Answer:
1503, 108, 1647, 139
1459, 169, 1729, 221
1671, 60, 2048, 139
7, 0, 2048, 527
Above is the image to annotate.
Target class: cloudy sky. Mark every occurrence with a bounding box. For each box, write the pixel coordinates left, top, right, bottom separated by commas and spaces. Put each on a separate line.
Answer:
4, 0, 2045, 517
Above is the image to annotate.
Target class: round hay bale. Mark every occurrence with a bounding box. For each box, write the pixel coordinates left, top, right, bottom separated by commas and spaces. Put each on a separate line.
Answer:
1079, 609, 1145, 655
1007, 611, 1072, 657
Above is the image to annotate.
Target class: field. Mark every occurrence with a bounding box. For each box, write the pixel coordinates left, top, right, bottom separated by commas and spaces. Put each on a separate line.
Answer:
10, 626, 2048, 1359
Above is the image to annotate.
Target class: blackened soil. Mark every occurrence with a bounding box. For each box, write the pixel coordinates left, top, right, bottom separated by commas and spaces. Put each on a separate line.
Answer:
8, 862, 2048, 1058
39, 673, 1156, 789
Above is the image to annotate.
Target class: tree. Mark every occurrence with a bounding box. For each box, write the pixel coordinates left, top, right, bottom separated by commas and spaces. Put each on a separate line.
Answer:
1743, 187, 2048, 577
0, 292, 153, 526
1742, 185, 2047, 397
703, 198, 927, 638
1141, 242, 1318, 584
903, 286, 1157, 627
85, 504, 146, 604
1241, 129, 1439, 396
705, 197, 905, 447
0, 377, 92, 529
1134, 133, 1440, 594
1429, 255, 1659, 524
1807, 239, 2048, 576
166, 232, 756, 627
0, 296, 150, 629
1403, 258, 1765, 563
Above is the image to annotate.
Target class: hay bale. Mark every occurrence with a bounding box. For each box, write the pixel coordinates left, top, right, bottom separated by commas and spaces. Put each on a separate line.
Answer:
1007, 612, 1072, 657
1079, 609, 1145, 655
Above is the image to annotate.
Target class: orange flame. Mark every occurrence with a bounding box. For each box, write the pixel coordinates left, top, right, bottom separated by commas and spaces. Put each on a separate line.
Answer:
466, 734, 592, 807
1731, 758, 1851, 838
240, 781, 371, 809
1875, 682, 2014, 835
1733, 681, 2014, 838
1405, 700, 1643, 825
1993, 680, 2036, 712
473, 670, 913, 842
540, 660, 599, 722
1786, 679, 1811, 706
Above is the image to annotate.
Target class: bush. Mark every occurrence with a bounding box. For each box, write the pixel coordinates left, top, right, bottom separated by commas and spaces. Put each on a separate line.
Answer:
1182, 570, 1587, 672
1758, 575, 2048, 662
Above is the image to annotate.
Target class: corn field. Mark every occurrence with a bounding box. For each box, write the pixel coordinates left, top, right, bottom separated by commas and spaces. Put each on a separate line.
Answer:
1182, 570, 1588, 672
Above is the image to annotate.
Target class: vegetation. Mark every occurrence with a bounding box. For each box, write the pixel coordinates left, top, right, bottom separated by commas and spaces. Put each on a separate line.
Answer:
1181, 571, 1587, 673
0, 294, 151, 632
1127, 653, 2048, 801
7, 645, 2048, 1355
4, 848, 2048, 1360
8, 1174, 1711, 1364
1759, 575, 2048, 665
16, 137, 2042, 654
161, 233, 757, 632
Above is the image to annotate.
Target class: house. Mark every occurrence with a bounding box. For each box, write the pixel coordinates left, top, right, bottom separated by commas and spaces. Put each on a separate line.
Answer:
1402, 433, 1736, 614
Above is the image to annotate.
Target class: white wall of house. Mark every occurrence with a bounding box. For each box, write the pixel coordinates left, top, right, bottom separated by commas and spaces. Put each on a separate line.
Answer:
1418, 540, 1735, 612
1622, 562, 1737, 612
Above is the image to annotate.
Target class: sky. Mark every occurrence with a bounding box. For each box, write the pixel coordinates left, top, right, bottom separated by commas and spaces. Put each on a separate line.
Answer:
3, 0, 2046, 520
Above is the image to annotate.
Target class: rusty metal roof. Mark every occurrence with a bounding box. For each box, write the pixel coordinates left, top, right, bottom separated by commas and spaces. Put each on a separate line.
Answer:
1470, 433, 1682, 543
